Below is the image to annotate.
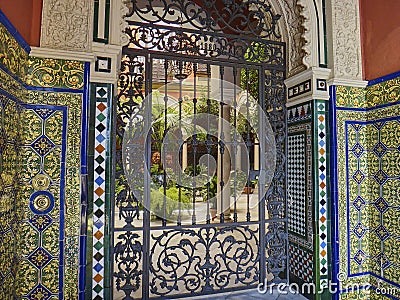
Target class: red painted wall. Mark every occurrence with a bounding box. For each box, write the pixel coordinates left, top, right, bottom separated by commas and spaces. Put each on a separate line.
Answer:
360, 0, 400, 80
0, 0, 42, 47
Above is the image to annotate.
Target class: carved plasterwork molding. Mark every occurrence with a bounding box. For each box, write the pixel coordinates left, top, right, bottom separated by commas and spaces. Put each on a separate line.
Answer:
40, 0, 94, 52
270, 0, 320, 77
118, 0, 131, 47
280, 0, 307, 76
328, 0, 363, 79
297, 0, 319, 69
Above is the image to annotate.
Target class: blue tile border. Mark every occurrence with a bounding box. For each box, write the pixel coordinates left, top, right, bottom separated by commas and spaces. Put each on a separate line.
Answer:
79, 62, 91, 300
26, 86, 85, 94
368, 69, 400, 87
329, 85, 339, 300
0, 9, 31, 53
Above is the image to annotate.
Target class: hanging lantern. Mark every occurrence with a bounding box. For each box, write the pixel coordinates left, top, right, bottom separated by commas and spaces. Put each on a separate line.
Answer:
168, 59, 193, 80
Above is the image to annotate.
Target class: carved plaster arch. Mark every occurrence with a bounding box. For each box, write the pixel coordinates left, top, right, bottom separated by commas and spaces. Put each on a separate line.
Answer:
268, 0, 320, 76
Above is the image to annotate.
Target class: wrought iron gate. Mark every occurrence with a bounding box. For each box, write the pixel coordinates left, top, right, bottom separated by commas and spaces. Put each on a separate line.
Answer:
112, 1, 287, 299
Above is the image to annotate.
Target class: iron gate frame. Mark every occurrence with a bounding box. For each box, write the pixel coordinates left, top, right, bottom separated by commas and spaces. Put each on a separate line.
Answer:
111, 1, 288, 299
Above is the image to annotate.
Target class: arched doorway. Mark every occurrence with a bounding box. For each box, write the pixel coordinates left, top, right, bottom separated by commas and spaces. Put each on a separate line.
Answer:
112, 1, 287, 298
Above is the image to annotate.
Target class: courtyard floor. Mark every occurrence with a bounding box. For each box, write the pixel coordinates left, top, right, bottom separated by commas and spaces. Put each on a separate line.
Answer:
177, 288, 308, 300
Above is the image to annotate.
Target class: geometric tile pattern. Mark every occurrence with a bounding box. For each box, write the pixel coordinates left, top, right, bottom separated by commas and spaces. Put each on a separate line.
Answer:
0, 15, 87, 299
287, 133, 307, 237
346, 119, 400, 277
18, 105, 66, 299
315, 102, 329, 283
288, 120, 313, 251
288, 102, 312, 124
334, 82, 400, 298
288, 101, 314, 288
289, 243, 314, 283
25, 89, 84, 299
92, 85, 110, 299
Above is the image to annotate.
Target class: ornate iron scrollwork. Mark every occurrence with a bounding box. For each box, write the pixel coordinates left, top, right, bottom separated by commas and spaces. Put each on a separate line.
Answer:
114, 232, 143, 300
124, 24, 285, 64
125, 0, 281, 39
115, 54, 146, 230
149, 226, 259, 297
114, 1, 288, 298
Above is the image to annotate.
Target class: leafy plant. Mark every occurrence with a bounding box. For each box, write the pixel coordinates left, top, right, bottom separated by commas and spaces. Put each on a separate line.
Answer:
150, 186, 191, 219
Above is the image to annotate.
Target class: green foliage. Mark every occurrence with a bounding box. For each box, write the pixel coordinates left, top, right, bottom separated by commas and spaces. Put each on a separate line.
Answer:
150, 186, 191, 219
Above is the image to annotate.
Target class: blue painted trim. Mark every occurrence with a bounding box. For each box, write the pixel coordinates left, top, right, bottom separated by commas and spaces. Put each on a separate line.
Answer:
59, 107, 68, 300
368, 69, 400, 86
0, 9, 31, 53
26, 85, 84, 94
78, 62, 90, 300
329, 85, 340, 300
0, 87, 22, 103
0, 63, 26, 85
346, 272, 400, 289
345, 122, 352, 278
23, 103, 67, 299
346, 116, 400, 126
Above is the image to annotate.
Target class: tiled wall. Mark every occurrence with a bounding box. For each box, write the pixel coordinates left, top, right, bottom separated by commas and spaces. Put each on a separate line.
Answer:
23, 60, 88, 299
88, 83, 113, 300
331, 76, 400, 299
287, 100, 330, 299
0, 11, 90, 299
0, 12, 29, 299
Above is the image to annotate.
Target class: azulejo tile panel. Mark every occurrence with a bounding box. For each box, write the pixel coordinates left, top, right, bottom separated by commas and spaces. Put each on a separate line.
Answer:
346, 117, 400, 281
289, 243, 314, 283
288, 132, 308, 238
0, 13, 29, 299
92, 84, 111, 299
0, 22, 28, 80
25, 89, 85, 299
366, 76, 400, 108
315, 101, 329, 286
334, 83, 400, 299
0, 94, 22, 300
17, 104, 67, 299
287, 102, 314, 286
26, 57, 85, 90
0, 41, 87, 298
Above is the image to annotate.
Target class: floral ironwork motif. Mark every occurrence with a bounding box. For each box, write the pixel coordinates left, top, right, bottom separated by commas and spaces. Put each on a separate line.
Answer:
125, 0, 282, 39
115, 0, 287, 298
124, 25, 285, 65
149, 226, 259, 297
115, 54, 146, 230
114, 232, 143, 299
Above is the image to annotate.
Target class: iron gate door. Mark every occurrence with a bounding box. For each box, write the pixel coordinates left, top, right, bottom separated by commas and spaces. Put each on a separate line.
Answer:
112, 1, 287, 299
